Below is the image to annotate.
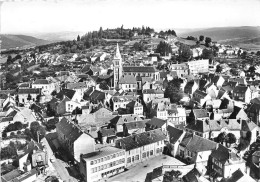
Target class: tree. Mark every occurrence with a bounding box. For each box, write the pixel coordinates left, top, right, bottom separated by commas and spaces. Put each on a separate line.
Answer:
178, 44, 192, 61
77, 35, 80, 41
164, 78, 183, 103
72, 107, 82, 115
201, 49, 214, 60
199, 35, 204, 42
98, 27, 103, 38
30, 121, 46, 142
216, 132, 226, 143
156, 41, 172, 56
205, 37, 212, 47
256, 51, 260, 56
226, 133, 236, 144
241, 51, 247, 59
51, 90, 57, 96
248, 66, 256, 74
7, 55, 12, 65
216, 65, 223, 73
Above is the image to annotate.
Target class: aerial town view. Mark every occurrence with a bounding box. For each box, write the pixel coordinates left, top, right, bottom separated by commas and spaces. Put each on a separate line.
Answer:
0, 0, 260, 181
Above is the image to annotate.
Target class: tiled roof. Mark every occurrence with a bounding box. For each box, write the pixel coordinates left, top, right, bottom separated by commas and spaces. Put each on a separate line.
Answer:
241, 120, 258, 131
66, 82, 88, 90
18, 88, 41, 94
146, 117, 166, 128
167, 126, 184, 144
192, 109, 208, 118
123, 66, 157, 73
56, 117, 87, 142
124, 120, 148, 130
211, 144, 242, 164
90, 90, 106, 101
56, 89, 75, 100
143, 89, 164, 94
118, 75, 137, 84
115, 129, 166, 151
99, 128, 116, 137
233, 85, 248, 93
112, 95, 138, 102
33, 79, 49, 84
186, 135, 217, 152
110, 114, 142, 126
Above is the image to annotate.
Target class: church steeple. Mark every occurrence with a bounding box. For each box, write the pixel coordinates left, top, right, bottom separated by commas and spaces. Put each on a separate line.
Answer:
113, 43, 123, 88
114, 43, 122, 60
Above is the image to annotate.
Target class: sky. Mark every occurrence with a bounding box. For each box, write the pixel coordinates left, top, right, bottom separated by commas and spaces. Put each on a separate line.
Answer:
0, 0, 260, 34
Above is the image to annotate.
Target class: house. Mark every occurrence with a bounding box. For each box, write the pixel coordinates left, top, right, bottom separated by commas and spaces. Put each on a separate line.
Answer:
220, 169, 256, 182
98, 128, 116, 144
211, 75, 225, 88
65, 82, 89, 98
229, 106, 248, 120
178, 133, 217, 165
209, 144, 246, 178
1, 169, 38, 182
32, 79, 55, 95
145, 117, 167, 134
77, 107, 114, 127
166, 126, 185, 157
185, 119, 241, 140
192, 90, 211, 107
167, 105, 186, 126
149, 101, 170, 120
56, 89, 82, 102
189, 109, 209, 121
118, 75, 137, 92
251, 151, 260, 179
123, 120, 147, 136
142, 89, 164, 103
109, 114, 142, 133
247, 103, 260, 126
111, 95, 139, 112
17, 88, 41, 104
79, 146, 126, 182
187, 59, 209, 75
241, 119, 259, 144
184, 81, 199, 96
233, 85, 251, 103
56, 117, 95, 162
115, 129, 166, 167
126, 100, 143, 116
168, 63, 189, 77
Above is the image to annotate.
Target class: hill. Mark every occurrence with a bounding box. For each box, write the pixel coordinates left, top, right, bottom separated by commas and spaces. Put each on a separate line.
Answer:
179, 26, 260, 41
179, 26, 260, 50
0, 34, 50, 50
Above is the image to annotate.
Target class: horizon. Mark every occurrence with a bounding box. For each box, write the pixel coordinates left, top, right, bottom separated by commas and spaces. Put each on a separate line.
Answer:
1, 0, 260, 35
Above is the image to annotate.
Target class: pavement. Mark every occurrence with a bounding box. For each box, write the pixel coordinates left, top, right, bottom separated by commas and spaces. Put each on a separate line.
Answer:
106, 155, 185, 182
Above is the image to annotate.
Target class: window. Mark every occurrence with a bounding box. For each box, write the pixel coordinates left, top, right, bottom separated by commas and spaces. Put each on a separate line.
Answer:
101, 158, 103, 162
156, 148, 160, 153
150, 150, 153, 156
90, 161, 94, 165
142, 152, 146, 158
94, 167, 97, 172
94, 160, 97, 164
98, 159, 100, 163
127, 157, 131, 163
135, 155, 139, 161
132, 156, 134, 162
107, 156, 110, 160
98, 166, 100, 171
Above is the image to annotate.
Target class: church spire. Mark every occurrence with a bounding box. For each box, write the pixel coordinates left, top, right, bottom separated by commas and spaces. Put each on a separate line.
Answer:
114, 43, 121, 59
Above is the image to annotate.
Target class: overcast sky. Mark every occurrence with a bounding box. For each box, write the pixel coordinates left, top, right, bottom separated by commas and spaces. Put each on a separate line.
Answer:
1, 0, 260, 34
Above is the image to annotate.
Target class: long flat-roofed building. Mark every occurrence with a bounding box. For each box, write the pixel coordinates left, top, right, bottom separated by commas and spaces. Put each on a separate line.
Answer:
79, 146, 126, 182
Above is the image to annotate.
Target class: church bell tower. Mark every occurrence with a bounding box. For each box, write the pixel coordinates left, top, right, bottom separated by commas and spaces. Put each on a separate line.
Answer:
113, 43, 122, 88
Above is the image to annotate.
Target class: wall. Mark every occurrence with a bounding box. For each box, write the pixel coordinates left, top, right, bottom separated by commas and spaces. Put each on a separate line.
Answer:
74, 134, 95, 162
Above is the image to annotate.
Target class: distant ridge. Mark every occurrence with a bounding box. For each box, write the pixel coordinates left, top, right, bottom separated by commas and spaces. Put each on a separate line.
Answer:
0, 34, 50, 50
179, 26, 260, 41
